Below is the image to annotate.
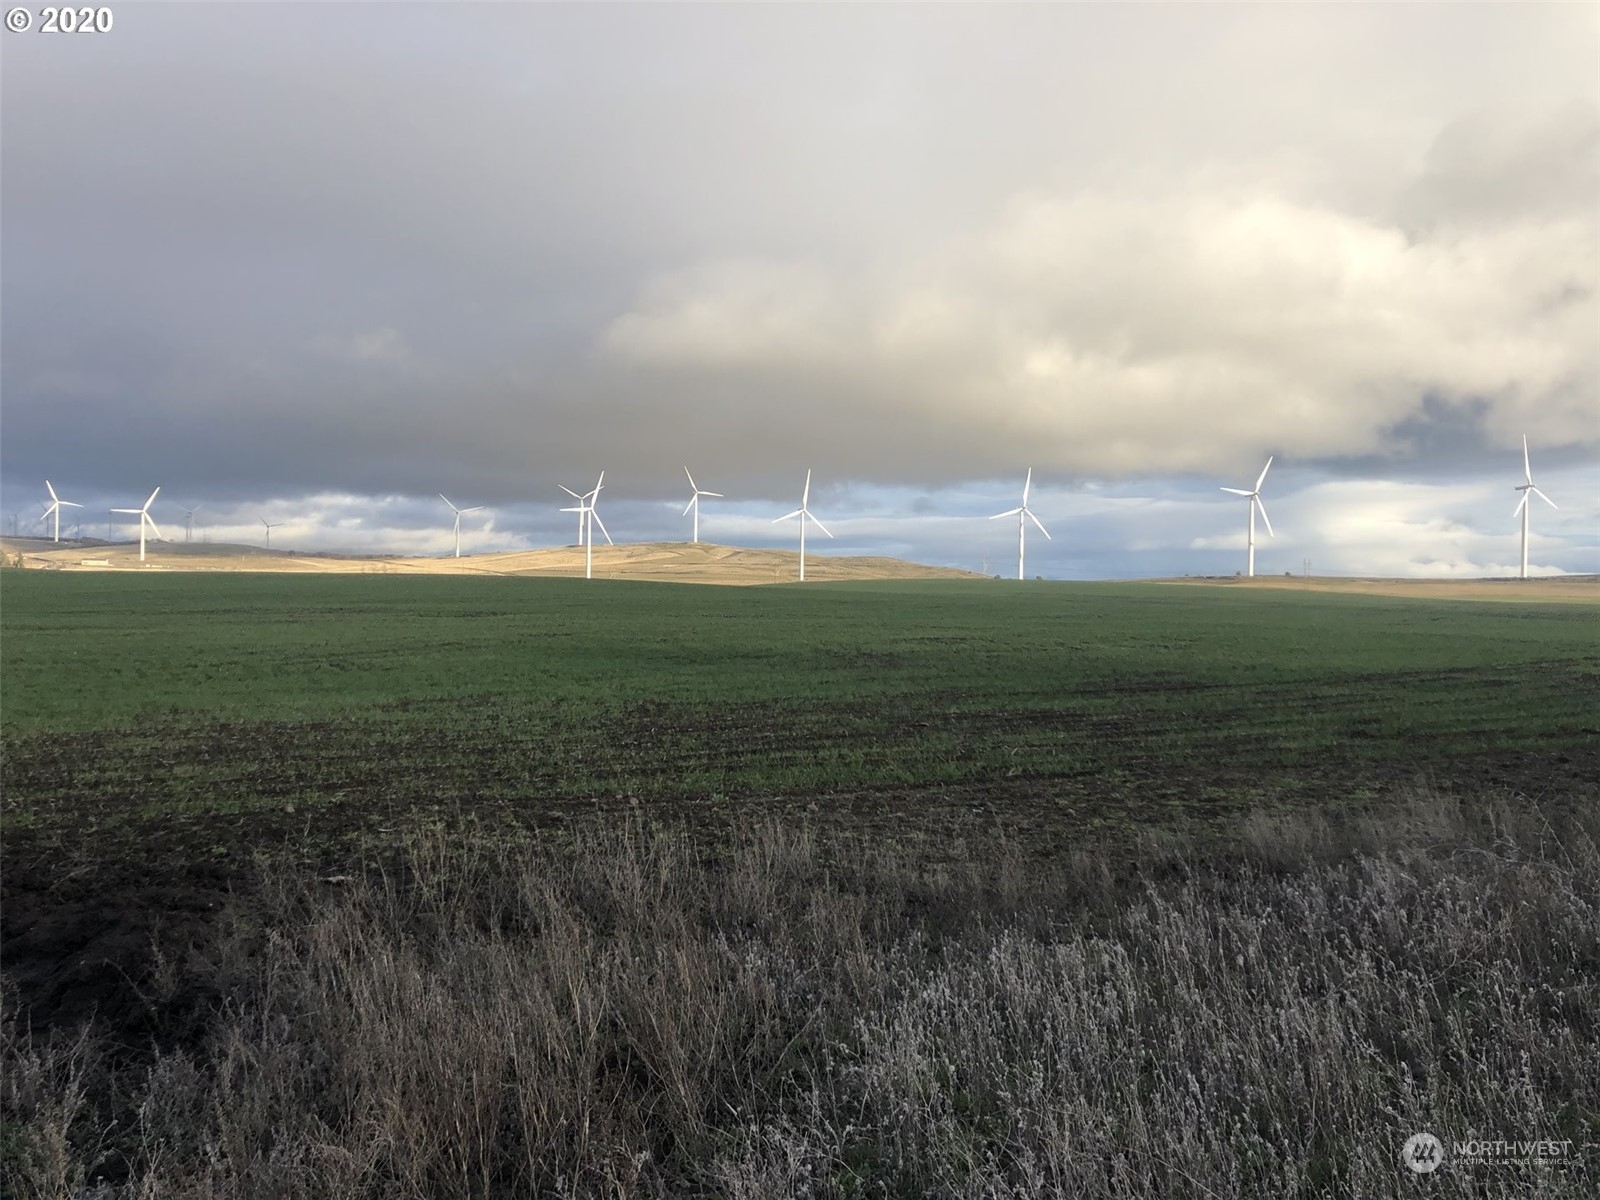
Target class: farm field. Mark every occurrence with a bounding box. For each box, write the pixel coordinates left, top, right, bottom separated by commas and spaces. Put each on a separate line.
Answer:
3, 572, 1597, 866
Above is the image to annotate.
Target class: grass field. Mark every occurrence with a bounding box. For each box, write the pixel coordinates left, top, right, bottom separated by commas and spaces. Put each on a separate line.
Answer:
3, 573, 1598, 1196
4, 573, 1596, 859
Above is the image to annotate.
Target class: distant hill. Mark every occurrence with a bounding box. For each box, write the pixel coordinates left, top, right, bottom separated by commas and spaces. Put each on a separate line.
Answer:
0, 538, 987, 585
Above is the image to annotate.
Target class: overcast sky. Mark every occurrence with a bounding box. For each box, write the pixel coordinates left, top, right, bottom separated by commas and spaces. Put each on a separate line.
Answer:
3, 3, 1595, 577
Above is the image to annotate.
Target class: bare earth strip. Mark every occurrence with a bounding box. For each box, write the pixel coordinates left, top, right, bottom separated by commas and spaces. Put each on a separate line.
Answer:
1150, 574, 1599, 603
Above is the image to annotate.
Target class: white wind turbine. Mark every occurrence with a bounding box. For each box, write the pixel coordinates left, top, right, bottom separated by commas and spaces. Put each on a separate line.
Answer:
41, 481, 83, 543
772, 469, 832, 581
558, 484, 589, 545
1220, 457, 1275, 577
560, 472, 612, 579
261, 518, 284, 550
438, 494, 485, 558
989, 468, 1051, 580
682, 467, 722, 544
1513, 435, 1558, 580
111, 487, 162, 562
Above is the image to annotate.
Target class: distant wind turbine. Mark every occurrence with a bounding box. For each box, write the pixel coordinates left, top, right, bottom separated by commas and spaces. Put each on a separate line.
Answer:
682, 467, 722, 544
41, 481, 83, 543
438, 494, 485, 558
989, 468, 1051, 581
1220, 457, 1275, 577
559, 472, 612, 579
1513, 435, 1558, 580
772, 469, 832, 581
111, 487, 162, 562
261, 518, 284, 550
558, 484, 588, 545
181, 503, 203, 544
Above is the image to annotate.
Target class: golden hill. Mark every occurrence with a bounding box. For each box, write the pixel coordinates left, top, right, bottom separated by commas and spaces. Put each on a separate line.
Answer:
0, 538, 986, 585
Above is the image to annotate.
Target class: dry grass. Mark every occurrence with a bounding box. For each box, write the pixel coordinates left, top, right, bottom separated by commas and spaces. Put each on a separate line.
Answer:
4, 796, 1598, 1197
0, 539, 984, 585
1154, 574, 1600, 603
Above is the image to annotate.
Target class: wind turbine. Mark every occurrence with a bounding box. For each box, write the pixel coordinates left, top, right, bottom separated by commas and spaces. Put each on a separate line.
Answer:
558, 485, 588, 545
41, 481, 83, 543
1220, 457, 1275, 577
261, 518, 284, 550
989, 468, 1051, 580
181, 503, 203, 544
438, 494, 484, 558
111, 487, 162, 562
682, 467, 722, 544
1513, 435, 1558, 580
772, 469, 832, 581
559, 472, 612, 579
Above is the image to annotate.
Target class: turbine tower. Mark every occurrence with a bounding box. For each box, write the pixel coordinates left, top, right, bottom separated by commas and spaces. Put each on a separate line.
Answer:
261, 518, 284, 550
989, 468, 1051, 580
559, 472, 612, 579
41, 481, 83, 543
682, 467, 723, 544
1513, 435, 1558, 580
438, 494, 485, 558
111, 487, 162, 562
1220, 457, 1275, 577
772, 469, 833, 581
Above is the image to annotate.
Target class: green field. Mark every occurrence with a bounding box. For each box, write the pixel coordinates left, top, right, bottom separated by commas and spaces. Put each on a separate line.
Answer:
3, 573, 1596, 860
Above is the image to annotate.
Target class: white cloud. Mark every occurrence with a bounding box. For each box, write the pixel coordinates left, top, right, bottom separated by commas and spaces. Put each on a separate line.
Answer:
598, 105, 1599, 479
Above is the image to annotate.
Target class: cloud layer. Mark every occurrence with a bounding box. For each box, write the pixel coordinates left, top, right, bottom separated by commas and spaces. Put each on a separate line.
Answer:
2, 5, 1594, 574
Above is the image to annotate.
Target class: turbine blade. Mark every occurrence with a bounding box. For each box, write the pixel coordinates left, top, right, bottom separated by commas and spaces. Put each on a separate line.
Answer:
1220, 488, 1252, 496
439, 493, 457, 511
1255, 456, 1274, 492
808, 514, 834, 539
110, 508, 139, 514
773, 509, 803, 523
1523, 435, 1532, 485
591, 512, 613, 544
144, 487, 161, 510
61, 500, 83, 508
802, 470, 812, 508
145, 516, 164, 540
990, 507, 1022, 519
1513, 493, 1528, 517
702, 491, 723, 498
559, 485, 581, 499
463, 506, 484, 514
560, 505, 584, 514
684, 466, 696, 491
1027, 510, 1051, 540
1256, 497, 1274, 538
682, 497, 697, 516
1022, 467, 1032, 505
46, 481, 59, 501
1532, 486, 1558, 511
594, 471, 605, 493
